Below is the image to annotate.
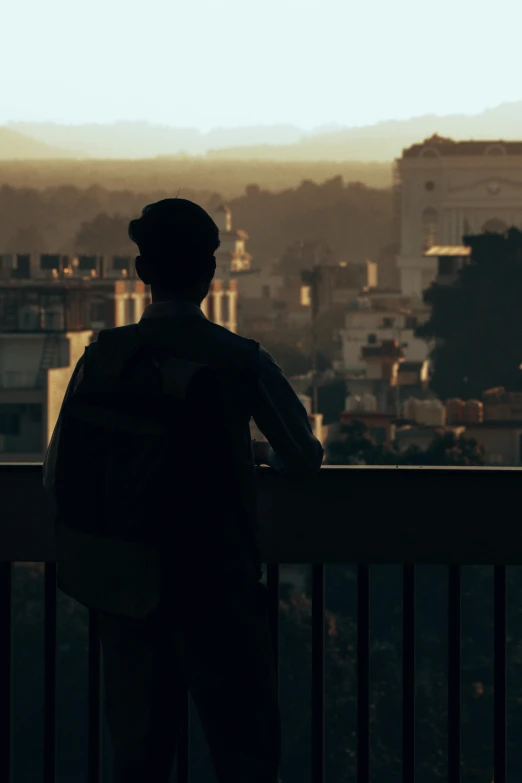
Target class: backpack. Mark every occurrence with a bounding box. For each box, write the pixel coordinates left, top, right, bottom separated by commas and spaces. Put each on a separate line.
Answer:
54, 324, 245, 576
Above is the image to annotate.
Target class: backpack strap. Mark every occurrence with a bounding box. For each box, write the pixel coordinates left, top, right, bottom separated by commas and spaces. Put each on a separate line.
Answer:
83, 323, 218, 401
81, 324, 146, 388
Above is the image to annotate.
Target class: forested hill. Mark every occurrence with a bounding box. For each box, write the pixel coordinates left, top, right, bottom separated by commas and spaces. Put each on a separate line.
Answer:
0, 158, 392, 196
0, 177, 394, 269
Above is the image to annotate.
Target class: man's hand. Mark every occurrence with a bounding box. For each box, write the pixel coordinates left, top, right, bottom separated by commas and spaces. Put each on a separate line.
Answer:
253, 439, 271, 466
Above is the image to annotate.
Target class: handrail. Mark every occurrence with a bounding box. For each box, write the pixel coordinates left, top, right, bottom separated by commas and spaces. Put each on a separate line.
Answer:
2, 463, 522, 564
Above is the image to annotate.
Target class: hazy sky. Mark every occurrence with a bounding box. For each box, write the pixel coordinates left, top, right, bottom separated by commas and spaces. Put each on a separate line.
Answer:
2, 0, 521, 131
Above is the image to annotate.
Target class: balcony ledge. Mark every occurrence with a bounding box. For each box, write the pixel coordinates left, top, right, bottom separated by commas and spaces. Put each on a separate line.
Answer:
2, 463, 522, 565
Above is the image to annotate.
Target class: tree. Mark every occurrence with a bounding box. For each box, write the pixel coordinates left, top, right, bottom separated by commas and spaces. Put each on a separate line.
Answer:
326, 420, 381, 465
6, 224, 47, 254
398, 430, 484, 466
417, 228, 522, 400
74, 212, 133, 256
325, 420, 484, 466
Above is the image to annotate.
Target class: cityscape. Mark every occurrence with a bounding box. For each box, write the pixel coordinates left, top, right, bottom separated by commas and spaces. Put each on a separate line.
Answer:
4, 131, 522, 783
2, 137, 522, 470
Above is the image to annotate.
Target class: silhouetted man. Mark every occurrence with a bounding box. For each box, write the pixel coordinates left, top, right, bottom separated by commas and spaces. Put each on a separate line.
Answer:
43, 198, 324, 783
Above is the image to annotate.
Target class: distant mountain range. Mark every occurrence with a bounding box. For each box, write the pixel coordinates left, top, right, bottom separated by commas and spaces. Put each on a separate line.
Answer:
2, 101, 522, 161
0, 127, 80, 159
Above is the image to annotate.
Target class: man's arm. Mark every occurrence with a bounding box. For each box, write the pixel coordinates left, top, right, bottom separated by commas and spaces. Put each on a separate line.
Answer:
251, 347, 324, 477
42, 355, 85, 500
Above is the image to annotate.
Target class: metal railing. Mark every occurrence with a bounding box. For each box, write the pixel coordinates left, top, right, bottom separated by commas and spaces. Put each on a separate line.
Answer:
2, 464, 521, 783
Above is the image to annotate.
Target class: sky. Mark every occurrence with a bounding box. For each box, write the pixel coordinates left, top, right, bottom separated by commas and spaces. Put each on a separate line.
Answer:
2, 0, 521, 131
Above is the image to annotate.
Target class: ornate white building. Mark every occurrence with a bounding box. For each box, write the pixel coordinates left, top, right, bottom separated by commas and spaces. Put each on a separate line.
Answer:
395, 136, 522, 297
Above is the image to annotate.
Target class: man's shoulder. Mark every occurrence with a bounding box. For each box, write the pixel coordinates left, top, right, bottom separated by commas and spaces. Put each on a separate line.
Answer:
201, 321, 261, 372
95, 324, 139, 343
98, 320, 260, 369
89, 324, 142, 357
204, 319, 258, 348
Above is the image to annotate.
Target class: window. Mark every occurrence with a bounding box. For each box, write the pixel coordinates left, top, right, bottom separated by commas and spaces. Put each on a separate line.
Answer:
113, 256, 130, 271
29, 404, 42, 424
422, 208, 438, 250
425, 181, 435, 191
40, 254, 61, 270
262, 285, 270, 298
90, 301, 106, 323
368, 333, 377, 345
0, 408, 20, 436
381, 317, 394, 329
13, 254, 31, 279
79, 255, 97, 270
405, 316, 418, 329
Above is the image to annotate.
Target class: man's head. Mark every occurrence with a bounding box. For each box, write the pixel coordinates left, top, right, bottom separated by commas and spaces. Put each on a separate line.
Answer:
129, 198, 220, 303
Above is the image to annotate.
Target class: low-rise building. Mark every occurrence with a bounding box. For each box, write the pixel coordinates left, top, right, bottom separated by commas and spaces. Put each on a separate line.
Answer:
444, 388, 522, 465
233, 262, 284, 301
340, 292, 430, 373
1, 251, 238, 333
0, 246, 241, 462
0, 284, 93, 461
339, 411, 397, 447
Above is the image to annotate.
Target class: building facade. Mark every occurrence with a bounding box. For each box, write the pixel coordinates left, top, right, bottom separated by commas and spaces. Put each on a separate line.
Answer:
0, 246, 241, 461
1, 251, 238, 332
340, 292, 430, 373
395, 136, 522, 297
0, 284, 93, 461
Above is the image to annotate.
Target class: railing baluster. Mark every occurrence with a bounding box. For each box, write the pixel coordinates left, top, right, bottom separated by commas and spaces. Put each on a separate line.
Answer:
176, 690, 190, 783
266, 563, 280, 694
494, 565, 507, 783
448, 565, 461, 783
357, 564, 370, 783
0, 562, 13, 783
312, 564, 325, 783
88, 610, 103, 783
403, 565, 415, 783
44, 563, 57, 783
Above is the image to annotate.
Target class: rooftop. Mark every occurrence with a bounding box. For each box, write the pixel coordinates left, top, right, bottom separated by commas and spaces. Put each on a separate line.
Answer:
425, 246, 472, 257
403, 135, 522, 158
